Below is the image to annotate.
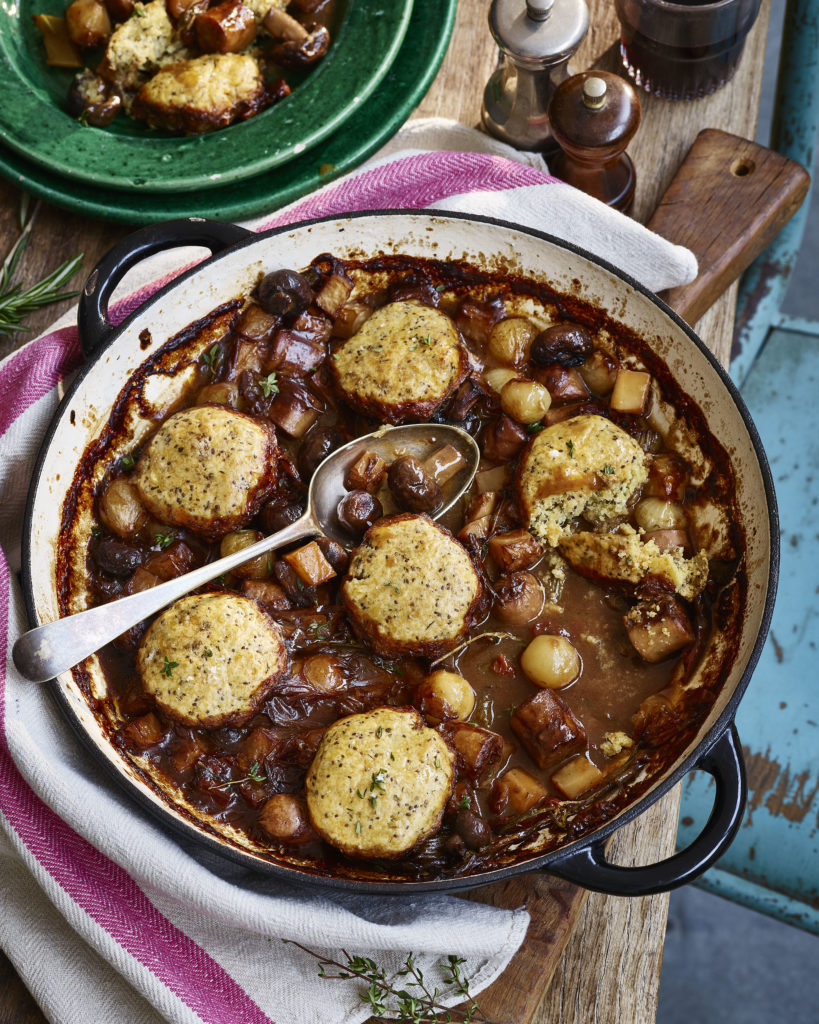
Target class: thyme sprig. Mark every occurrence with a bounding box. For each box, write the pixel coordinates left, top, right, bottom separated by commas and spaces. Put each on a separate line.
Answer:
285, 942, 499, 1023
430, 631, 522, 669
0, 202, 83, 338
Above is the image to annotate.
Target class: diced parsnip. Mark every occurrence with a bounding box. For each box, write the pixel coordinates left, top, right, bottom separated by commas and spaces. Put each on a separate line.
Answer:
488, 528, 543, 573
241, 579, 291, 610
220, 530, 270, 579
33, 15, 83, 66
578, 350, 619, 394
610, 368, 651, 414
423, 444, 467, 484
458, 514, 494, 542
483, 367, 519, 394
500, 378, 551, 424
551, 756, 606, 799
487, 317, 539, 366
534, 364, 589, 403
331, 301, 372, 339
283, 540, 337, 586
315, 273, 353, 318
643, 528, 690, 553
624, 596, 694, 663
344, 450, 387, 493
491, 767, 549, 815
634, 497, 687, 532
99, 477, 149, 538
302, 654, 346, 692
196, 381, 240, 408
442, 722, 504, 777
475, 465, 509, 492
465, 491, 501, 522
234, 303, 278, 342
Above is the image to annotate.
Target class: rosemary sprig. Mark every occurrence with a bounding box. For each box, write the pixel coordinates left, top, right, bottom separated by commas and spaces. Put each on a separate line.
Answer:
0, 204, 83, 338
285, 942, 499, 1023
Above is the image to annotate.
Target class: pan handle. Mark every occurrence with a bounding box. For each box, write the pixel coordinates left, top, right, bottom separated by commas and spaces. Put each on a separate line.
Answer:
545, 724, 746, 897
78, 218, 254, 358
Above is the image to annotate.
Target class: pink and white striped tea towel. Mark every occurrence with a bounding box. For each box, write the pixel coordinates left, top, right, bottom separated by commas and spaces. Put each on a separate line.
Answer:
0, 120, 697, 1024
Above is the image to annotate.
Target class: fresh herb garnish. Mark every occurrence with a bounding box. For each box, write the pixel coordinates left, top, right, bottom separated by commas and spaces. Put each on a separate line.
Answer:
435, 283, 447, 292
258, 371, 279, 397
153, 530, 174, 549
120, 453, 136, 470
0, 201, 82, 338
429, 631, 521, 669
376, 725, 383, 738
204, 649, 213, 658
459, 795, 472, 810
217, 761, 267, 788
384, 581, 401, 594
202, 343, 221, 372
527, 422, 544, 434
566, 439, 575, 457
370, 770, 386, 791
160, 656, 179, 677
434, 756, 442, 769
355, 820, 362, 834
284, 943, 495, 1023
602, 464, 615, 474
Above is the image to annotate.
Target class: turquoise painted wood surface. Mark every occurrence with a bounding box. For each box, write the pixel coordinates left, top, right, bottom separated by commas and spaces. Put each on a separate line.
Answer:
678, 324, 819, 933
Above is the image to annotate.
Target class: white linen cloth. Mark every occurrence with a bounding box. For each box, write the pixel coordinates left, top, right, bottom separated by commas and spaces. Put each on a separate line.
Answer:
0, 119, 697, 1024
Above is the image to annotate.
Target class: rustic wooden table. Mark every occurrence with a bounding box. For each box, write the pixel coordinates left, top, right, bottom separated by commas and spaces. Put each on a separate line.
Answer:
0, 1, 772, 1021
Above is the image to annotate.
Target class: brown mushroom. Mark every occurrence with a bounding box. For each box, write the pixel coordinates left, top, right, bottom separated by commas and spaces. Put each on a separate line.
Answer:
264, 7, 330, 68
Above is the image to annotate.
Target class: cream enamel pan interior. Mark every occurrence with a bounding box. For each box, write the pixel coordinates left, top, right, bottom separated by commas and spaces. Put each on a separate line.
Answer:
22, 211, 778, 894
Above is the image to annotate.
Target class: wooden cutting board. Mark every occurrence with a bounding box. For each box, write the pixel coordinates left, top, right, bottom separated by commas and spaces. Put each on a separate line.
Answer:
451, 129, 809, 1024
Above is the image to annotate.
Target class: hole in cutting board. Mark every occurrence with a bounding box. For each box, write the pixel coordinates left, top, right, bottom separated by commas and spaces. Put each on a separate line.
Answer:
730, 158, 755, 177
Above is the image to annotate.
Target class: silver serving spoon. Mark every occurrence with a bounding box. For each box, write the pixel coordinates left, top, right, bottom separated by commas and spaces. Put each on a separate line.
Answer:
13, 423, 479, 684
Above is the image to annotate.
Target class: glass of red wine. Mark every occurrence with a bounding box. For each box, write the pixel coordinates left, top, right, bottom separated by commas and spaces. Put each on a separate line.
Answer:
614, 0, 762, 100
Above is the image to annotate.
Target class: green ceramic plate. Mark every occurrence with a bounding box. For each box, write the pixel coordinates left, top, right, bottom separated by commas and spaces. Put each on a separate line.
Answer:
0, 0, 455, 223
0, 0, 412, 193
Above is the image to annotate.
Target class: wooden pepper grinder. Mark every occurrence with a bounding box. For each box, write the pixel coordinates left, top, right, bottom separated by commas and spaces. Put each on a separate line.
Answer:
548, 71, 641, 212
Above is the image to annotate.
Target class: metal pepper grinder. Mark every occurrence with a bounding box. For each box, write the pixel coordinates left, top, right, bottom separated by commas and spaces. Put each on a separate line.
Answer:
548, 71, 642, 212
481, 0, 590, 153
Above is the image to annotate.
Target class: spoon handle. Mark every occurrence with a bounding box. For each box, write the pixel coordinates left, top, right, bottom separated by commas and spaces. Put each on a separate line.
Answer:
13, 512, 317, 684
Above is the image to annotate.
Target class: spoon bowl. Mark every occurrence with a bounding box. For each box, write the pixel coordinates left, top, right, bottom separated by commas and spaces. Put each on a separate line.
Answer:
13, 423, 479, 684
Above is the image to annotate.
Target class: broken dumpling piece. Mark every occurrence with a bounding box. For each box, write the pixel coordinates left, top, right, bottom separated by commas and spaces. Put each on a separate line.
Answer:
305, 708, 455, 858
131, 53, 288, 133
330, 301, 469, 424
517, 414, 649, 547
558, 525, 709, 600
137, 592, 288, 727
